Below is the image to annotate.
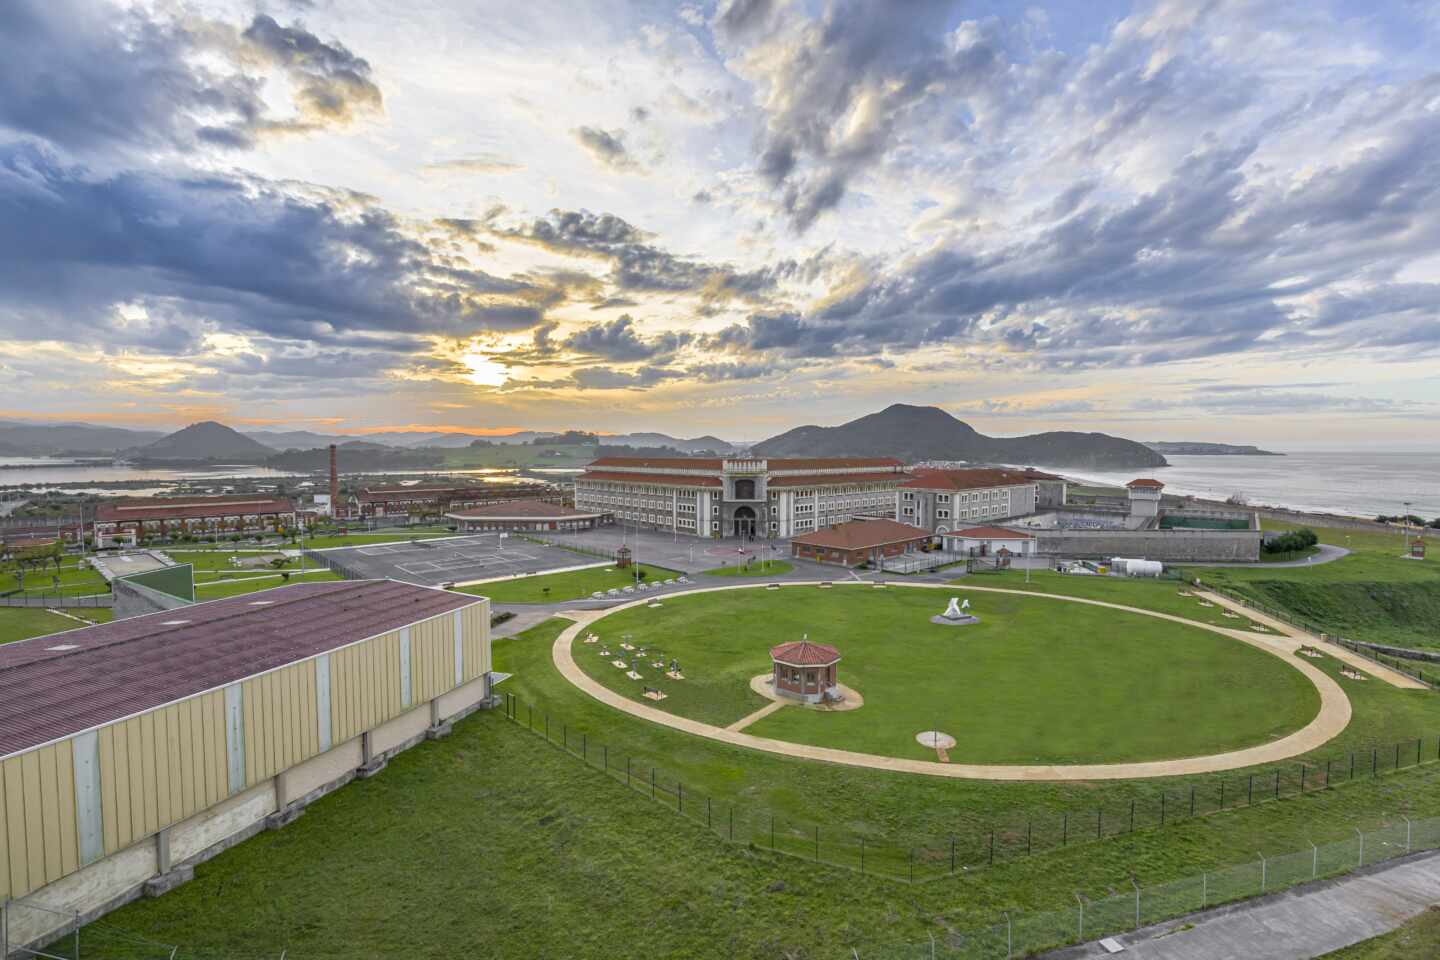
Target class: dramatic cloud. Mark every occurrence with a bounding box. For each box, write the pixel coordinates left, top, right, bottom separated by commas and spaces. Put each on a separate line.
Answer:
572, 126, 640, 172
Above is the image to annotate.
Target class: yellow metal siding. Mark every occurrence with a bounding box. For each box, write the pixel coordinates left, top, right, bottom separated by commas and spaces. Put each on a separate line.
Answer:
330, 629, 407, 745
410, 616, 455, 705
462, 602, 490, 682
0, 743, 80, 901
241, 661, 321, 788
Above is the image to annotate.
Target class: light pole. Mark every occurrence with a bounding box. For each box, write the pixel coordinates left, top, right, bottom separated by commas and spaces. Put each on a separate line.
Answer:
1403, 501, 1413, 556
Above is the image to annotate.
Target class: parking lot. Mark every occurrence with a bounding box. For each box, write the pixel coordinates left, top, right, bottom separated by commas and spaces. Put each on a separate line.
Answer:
315, 534, 596, 587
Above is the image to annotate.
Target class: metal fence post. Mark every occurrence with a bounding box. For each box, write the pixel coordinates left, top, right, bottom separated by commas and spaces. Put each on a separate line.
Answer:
1259, 852, 1267, 892
1005, 911, 1012, 958
989, 831, 995, 864
1248, 774, 1254, 805
1356, 827, 1364, 867
1274, 770, 1280, 800
1404, 816, 1412, 853
1076, 893, 1084, 939
1202, 871, 1207, 908
651, 767, 656, 800
1132, 877, 1141, 929
1311, 840, 1318, 878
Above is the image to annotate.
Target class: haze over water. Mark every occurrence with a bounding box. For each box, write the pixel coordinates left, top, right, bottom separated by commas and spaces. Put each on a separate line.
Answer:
1055, 452, 1440, 521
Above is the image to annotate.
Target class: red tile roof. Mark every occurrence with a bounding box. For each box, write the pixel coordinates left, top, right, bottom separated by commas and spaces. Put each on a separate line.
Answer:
948, 526, 1035, 540
0, 580, 480, 759
766, 458, 904, 470
901, 468, 1034, 491
576, 471, 723, 487
94, 495, 295, 523
588, 457, 725, 470
767, 471, 909, 487
447, 500, 602, 519
769, 639, 841, 666
1127, 478, 1165, 488
586, 456, 904, 471
789, 518, 931, 550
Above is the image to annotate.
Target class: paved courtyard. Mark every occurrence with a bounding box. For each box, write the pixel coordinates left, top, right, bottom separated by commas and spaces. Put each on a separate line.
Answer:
534, 525, 792, 574
315, 533, 597, 586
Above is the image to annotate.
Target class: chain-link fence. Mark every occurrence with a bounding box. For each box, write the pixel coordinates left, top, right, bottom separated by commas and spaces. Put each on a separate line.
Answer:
876, 816, 1440, 958
502, 693, 1440, 886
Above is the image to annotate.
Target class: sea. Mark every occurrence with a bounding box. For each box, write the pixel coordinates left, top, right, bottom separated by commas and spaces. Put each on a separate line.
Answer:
1046, 452, 1439, 521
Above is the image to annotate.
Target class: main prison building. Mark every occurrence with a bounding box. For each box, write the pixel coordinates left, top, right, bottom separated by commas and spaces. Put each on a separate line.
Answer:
573, 457, 909, 538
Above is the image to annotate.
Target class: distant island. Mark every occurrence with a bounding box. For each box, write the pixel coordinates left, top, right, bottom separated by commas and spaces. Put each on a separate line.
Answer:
1145, 442, 1284, 456
754, 404, 1166, 470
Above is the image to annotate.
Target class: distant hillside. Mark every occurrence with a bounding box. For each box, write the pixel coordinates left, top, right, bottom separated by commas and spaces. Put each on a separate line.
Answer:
265, 442, 444, 471
752, 404, 1167, 470
133, 422, 276, 462
606, 432, 739, 454
242, 430, 369, 450
0, 421, 164, 455
1145, 442, 1283, 456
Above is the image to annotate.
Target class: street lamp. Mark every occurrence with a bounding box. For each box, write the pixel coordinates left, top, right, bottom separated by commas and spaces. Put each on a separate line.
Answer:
1404, 501, 1413, 556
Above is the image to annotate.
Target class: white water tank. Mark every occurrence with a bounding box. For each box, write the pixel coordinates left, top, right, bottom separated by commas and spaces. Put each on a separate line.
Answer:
1112, 557, 1163, 577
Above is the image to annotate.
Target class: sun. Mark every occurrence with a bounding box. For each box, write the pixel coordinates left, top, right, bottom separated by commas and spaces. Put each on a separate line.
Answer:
460, 353, 510, 387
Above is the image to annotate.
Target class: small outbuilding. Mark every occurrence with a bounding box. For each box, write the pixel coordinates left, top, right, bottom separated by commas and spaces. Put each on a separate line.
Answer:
789, 518, 932, 567
769, 639, 841, 704
942, 525, 1037, 557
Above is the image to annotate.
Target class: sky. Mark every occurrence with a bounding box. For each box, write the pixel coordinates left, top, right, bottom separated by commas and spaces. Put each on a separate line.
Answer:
1, 0, 1438, 448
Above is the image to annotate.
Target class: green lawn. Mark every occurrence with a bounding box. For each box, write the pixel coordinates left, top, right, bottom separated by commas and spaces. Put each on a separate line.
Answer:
574, 586, 1319, 764
1322, 906, 1440, 958
0, 608, 91, 644
456, 563, 680, 603
192, 570, 343, 599
1185, 521, 1440, 649
1, 558, 109, 596
700, 560, 795, 578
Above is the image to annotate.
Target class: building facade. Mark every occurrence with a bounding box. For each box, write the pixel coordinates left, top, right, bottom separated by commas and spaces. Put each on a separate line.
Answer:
942, 525, 1038, 557
789, 518, 933, 567
898, 469, 1039, 534
0, 580, 492, 951
445, 500, 614, 533
351, 483, 560, 519
573, 457, 908, 539
92, 495, 298, 545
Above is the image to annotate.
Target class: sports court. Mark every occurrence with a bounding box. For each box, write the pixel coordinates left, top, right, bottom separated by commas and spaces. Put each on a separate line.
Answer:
317, 534, 592, 587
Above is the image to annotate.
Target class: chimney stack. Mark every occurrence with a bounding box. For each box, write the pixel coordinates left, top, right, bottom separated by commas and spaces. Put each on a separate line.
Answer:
329, 444, 339, 517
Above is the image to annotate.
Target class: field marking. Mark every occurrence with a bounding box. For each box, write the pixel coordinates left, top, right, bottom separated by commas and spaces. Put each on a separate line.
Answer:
1196, 590, 1427, 690
552, 581, 1352, 782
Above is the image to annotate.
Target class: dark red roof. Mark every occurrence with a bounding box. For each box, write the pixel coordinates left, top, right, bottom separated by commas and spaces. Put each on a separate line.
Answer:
94, 495, 295, 523
790, 518, 931, 550
588, 457, 725, 469
902, 468, 1034, 491
577, 471, 723, 487
586, 456, 903, 471
769, 639, 841, 666
948, 526, 1035, 539
0, 580, 480, 759
767, 471, 909, 487
447, 500, 601, 519
1127, 478, 1165, 488
766, 458, 904, 470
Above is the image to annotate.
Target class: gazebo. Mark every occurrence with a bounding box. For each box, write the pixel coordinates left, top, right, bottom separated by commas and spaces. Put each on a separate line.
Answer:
769, 639, 841, 704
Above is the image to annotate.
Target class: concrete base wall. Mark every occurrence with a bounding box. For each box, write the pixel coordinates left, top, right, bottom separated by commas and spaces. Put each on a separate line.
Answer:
1035, 528, 1261, 562
2, 679, 496, 957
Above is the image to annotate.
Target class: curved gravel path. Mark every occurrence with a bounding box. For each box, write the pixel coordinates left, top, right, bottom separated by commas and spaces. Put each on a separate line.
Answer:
550, 580, 1353, 782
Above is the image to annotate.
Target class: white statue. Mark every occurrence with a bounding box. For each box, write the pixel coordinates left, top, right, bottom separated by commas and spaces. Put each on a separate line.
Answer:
943, 597, 965, 619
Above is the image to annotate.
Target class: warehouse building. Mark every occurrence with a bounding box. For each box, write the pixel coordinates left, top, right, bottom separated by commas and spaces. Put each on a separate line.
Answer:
351, 483, 560, 519
445, 500, 614, 533
92, 495, 298, 547
789, 518, 933, 567
0, 580, 493, 951
573, 457, 908, 539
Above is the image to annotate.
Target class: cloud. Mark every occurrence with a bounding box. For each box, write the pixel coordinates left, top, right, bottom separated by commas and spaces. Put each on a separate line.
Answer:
423, 154, 523, 175
572, 126, 640, 172
0, 1, 382, 155
570, 365, 682, 390
562, 314, 691, 362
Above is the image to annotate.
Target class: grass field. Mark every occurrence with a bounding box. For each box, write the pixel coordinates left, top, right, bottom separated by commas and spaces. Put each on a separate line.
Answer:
1323, 906, 1440, 957
0, 608, 92, 644
573, 586, 1319, 764
699, 560, 795, 578
1185, 521, 1440, 649
951, 569, 1260, 629
74, 621, 1440, 960
1, 558, 109, 596
456, 563, 679, 603
191, 569, 343, 599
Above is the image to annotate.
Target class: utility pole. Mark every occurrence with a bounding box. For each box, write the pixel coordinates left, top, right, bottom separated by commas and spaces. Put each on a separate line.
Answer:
1403, 501, 1413, 556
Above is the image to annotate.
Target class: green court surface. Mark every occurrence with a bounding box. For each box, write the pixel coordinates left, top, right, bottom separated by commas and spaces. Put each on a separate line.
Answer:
574, 585, 1321, 765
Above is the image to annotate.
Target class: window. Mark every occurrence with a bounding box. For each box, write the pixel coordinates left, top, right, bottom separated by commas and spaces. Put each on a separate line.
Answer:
711, 521, 719, 531
903, 491, 914, 501
937, 509, 949, 519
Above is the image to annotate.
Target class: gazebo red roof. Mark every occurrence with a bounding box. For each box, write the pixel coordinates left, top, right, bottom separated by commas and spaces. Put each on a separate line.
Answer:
769, 639, 841, 666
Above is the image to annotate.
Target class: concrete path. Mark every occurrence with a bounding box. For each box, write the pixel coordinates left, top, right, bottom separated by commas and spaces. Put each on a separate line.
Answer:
1041, 850, 1440, 959
1198, 591, 1427, 691
551, 581, 1352, 782
726, 699, 788, 732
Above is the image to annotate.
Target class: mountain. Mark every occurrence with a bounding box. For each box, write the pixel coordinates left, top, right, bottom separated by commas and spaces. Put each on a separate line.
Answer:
605, 432, 739, 453
751, 404, 1168, 470
0, 420, 165, 455
264, 441, 444, 471
242, 430, 374, 450
1145, 442, 1284, 456
132, 422, 277, 462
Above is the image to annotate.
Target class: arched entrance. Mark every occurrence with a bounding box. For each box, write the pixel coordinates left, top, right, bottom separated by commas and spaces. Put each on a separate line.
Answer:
733, 505, 757, 539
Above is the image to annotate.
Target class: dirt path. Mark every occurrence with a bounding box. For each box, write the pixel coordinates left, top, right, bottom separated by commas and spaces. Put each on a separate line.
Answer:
1196, 590, 1428, 690
550, 581, 1352, 782
726, 699, 787, 732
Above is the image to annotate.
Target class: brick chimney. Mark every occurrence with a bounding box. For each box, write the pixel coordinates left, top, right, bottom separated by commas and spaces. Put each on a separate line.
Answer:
329, 444, 339, 517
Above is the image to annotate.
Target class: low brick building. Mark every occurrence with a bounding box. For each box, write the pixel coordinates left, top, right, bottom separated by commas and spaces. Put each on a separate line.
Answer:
789, 518, 933, 568
352, 483, 560, 519
92, 495, 297, 546
445, 500, 613, 532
